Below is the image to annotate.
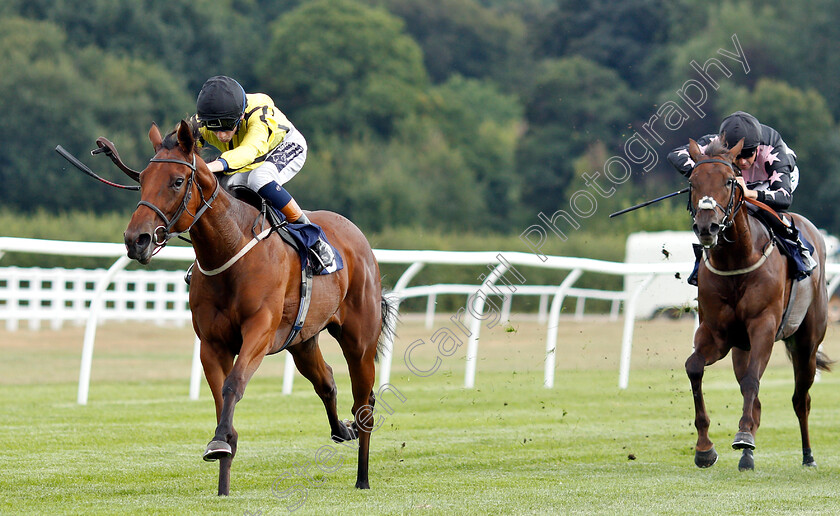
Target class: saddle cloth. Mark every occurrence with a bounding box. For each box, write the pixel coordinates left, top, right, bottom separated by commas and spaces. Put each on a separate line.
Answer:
282, 222, 344, 275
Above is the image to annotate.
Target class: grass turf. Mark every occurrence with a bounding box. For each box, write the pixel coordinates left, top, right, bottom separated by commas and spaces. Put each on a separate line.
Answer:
3, 318, 840, 515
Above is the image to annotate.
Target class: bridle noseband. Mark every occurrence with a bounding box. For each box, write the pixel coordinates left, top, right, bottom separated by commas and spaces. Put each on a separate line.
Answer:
138, 154, 220, 252
688, 158, 745, 243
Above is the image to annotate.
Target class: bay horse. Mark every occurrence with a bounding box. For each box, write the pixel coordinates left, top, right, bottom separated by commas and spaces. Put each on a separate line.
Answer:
685, 137, 830, 471
122, 121, 395, 495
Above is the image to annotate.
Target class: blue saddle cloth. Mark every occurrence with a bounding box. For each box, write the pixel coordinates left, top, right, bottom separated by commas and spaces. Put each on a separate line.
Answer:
282, 222, 344, 275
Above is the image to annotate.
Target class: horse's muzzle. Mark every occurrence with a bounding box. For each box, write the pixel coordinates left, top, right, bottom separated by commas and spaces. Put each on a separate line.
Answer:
124, 231, 154, 264
693, 220, 721, 248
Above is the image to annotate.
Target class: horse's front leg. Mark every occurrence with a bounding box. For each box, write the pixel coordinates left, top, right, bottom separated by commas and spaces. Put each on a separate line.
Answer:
731, 317, 775, 471
204, 313, 274, 495
199, 341, 238, 495
686, 323, 724, 468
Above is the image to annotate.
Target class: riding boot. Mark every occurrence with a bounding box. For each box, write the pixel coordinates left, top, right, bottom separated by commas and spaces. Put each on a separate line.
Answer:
687, 244, 703, 286
756, 209, 816, 279
797, 237, 818, 274
291, 211, 335, 272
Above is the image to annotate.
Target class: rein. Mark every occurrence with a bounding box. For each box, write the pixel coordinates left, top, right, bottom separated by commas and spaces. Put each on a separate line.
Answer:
138, 154, 220, 253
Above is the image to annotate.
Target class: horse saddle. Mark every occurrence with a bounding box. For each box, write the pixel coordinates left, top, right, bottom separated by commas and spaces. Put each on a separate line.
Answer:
227, 184, 343, 276
747, 208, 815, 340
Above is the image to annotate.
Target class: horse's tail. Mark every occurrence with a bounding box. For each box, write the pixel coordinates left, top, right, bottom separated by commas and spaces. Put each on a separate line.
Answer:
787, 344, 834, 372
376, 290, 399, 363
817, 350, 834, 372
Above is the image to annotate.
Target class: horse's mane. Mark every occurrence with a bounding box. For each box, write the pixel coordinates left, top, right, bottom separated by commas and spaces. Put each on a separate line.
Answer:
704, 135, 730, 157
162, 119, 202, 151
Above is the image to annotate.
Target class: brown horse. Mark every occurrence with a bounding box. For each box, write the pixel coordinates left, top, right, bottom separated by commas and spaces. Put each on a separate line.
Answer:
122, 121, 395, 495
685, 137, 830, 471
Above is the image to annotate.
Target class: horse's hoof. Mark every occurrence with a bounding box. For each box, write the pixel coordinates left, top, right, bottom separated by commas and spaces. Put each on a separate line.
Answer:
803, 448, 816, 467
738, 449, 754, 471
694, 446, 718, 468
331, 419, 358, 443
732, 431, 755, 450
355, 479, 370, 489
203, 440, 232, 462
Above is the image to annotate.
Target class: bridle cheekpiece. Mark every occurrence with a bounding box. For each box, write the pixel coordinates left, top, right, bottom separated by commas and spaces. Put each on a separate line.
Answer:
137, 153, 220, 253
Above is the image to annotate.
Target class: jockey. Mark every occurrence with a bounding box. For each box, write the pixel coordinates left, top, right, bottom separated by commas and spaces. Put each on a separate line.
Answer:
192, 75, 334, 272
668, 111, 816, 283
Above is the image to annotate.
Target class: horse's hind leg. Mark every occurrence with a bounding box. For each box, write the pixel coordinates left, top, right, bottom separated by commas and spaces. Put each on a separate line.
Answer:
288, 335, 356, 442
787, 334, 820, 466
333, 319, 378, 490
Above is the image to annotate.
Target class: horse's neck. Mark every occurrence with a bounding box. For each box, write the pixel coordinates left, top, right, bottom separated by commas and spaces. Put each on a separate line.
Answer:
189, 178, 259, 269
708, 209, 764, 269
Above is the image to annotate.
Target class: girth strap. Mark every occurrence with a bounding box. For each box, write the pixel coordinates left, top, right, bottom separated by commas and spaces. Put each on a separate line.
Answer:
278, 267, 313, 352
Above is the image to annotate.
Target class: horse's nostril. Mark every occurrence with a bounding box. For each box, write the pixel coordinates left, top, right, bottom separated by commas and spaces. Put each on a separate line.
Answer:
136, 233, 151, 249
692, 223, 700, 234
709, 223, 721, 234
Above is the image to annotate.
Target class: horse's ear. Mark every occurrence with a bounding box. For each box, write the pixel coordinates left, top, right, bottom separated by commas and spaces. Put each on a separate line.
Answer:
688, 138, 702, 162
177, 119, 195, 154
729, 138, 745, 160
149, 123, 163, 150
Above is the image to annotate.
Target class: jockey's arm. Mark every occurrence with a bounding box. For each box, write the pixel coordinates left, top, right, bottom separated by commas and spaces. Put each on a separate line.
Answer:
667, 134, 717, 176
739, 170, 793, 211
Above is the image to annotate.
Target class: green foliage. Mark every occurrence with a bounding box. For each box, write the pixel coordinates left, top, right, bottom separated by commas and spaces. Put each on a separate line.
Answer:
1, 0, 840, 236
533, 0, 689, 90
374, 0, 531, 89
0, 16, 192, 214
716, 78, 840, 228
429, 76, 523, 225
258, 0, 429, 140
517, 57, 637, 219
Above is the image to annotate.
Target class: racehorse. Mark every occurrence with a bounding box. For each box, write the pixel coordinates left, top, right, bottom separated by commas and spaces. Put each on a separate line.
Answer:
122, 120, 395, 495
684, 137, 830, 471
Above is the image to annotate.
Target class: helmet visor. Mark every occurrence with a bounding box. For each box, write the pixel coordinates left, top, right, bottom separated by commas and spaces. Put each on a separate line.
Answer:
203, 117, 240, 132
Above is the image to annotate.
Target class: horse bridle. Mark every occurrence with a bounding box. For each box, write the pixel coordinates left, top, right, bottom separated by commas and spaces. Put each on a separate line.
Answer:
138, 153, 220, 251
687, 158, 745, 242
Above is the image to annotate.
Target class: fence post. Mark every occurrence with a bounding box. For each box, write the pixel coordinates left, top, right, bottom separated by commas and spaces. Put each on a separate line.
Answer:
464, 261, 509, 389
77, 255, 132, 405
617, 274, 655, 390
378, 261, 425, 388
543, 269, 583, 388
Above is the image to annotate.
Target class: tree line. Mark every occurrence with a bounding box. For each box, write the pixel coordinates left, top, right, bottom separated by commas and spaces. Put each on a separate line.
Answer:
2, 0, 839, 235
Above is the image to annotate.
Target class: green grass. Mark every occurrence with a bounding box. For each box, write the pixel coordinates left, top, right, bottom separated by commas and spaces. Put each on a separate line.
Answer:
4, 320, 840, 515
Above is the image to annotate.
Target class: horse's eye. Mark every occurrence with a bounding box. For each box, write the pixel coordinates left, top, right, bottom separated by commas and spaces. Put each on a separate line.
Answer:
173, 178, 185, 188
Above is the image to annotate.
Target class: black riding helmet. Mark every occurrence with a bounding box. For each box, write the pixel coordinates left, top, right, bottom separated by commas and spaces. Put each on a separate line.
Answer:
196, 76, 246, 131
719, 111, 762, 151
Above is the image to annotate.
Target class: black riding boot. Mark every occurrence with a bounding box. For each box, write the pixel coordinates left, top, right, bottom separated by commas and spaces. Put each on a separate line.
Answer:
754, 209, 816, 279
292, 212, 335, 271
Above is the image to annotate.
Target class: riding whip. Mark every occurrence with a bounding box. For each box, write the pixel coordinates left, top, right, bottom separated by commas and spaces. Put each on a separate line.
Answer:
609, 187, 689, 218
